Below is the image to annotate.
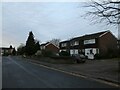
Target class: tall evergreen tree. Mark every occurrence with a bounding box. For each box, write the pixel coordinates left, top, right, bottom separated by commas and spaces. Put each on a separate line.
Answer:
25, 31, 36, 55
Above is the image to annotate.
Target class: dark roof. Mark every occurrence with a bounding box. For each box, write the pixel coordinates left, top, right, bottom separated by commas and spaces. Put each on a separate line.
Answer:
81, 31, 108, 40
60, 30, 109, 43
60, 40, 70, 43
0, 47, 11, 50
70, 31, 108, 41
40, 42, 59, 48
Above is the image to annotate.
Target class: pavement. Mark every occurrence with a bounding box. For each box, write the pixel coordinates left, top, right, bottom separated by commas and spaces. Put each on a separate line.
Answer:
2, 56, 118, 88
20, 56, 120, 86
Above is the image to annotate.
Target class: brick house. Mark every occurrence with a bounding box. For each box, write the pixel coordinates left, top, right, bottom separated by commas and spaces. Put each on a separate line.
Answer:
59, 31, 117, 59
40, 42, 59, 54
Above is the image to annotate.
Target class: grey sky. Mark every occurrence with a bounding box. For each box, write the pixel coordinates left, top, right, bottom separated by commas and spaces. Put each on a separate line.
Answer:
2, 2, 118, 48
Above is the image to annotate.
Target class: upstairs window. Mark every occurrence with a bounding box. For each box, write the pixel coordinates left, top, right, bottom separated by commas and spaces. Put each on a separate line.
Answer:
74, 41, 79, 45
70, 41, 79, 46
61, 43, 67, 47
84, 39, 95, 45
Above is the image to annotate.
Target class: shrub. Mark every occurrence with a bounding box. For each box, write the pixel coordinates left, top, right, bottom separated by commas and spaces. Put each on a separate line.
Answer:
59, 51, 70, 56
35, 50, 42, 56
41, 50, 55, 57
94, 54, 101, 59
2, 52, 9, 56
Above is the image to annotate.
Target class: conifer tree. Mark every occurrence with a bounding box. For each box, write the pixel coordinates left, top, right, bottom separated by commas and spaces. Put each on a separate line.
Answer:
25, 31, 36, 55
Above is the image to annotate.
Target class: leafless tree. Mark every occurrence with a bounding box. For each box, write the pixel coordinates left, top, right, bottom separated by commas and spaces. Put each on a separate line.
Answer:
49, 38, 60, 47
85, 0, 120, 25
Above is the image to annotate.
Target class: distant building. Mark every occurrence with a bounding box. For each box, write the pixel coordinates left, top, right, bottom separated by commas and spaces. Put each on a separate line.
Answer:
59, 31, 117, 59
40, 42, 59, 54
0, 45, 14, 56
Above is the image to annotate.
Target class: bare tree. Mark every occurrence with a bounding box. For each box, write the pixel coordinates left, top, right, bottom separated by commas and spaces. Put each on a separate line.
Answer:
85, 0, 120, 25
49, 38, 60, 47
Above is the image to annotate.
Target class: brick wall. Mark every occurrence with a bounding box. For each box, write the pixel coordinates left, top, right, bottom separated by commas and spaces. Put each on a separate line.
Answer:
99, 32, 117, 56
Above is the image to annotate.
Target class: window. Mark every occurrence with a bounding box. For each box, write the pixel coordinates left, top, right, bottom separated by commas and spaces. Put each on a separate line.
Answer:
70, 42, 74, 46
61, 43, 67, 47
70, 49, 78, 55
70, 41, 79, 46
74, 41, 79, 45
84, 39, 95, 45
60, 49, 66, 52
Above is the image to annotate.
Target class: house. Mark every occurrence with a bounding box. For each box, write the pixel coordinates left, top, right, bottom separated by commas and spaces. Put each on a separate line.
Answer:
40, 42, 59, 54
117, 40, 120, 49
0, 45, 14, 56
117, 40, 120, 56
59, 40, 70, 53
59, 31, 117, 59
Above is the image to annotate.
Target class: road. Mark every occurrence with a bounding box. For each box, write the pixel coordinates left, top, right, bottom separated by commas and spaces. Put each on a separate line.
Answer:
2, 56, 117, 88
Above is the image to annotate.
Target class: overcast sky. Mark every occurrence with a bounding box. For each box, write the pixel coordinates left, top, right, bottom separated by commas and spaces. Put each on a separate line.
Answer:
1, 2, 118, 48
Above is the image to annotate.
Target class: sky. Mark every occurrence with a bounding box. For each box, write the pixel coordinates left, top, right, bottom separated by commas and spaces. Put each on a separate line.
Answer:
1, 1, 118, 48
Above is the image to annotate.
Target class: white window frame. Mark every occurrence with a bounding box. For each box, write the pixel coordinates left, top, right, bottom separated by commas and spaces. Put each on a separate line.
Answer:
70, 41, 79, 46
60, 49, 67, 52
74, 41, 79, 45
70, 49, 79, 55
61, 43, 67, 47
84, 39, 95, 45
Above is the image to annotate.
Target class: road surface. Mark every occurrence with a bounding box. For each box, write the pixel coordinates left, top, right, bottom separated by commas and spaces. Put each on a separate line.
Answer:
2, 56, 117, 88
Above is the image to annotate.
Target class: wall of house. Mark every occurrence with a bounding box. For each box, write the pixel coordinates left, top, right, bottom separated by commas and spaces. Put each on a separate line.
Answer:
59, 42, 70, 54
45, 44, 59, 53
99, 32, 117, 56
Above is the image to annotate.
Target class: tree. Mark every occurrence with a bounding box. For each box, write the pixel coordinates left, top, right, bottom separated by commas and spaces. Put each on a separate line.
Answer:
12, 48, 16, 55
85, 0, 120, 25
35, 41, 40, 52
17, 43, 25, 55
49, 38, 60, 47
25, 31, 36, 55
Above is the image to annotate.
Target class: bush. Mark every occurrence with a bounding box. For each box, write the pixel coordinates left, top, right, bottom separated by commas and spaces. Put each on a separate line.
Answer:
94, 54, 101, 59
2, 52, 9, 56
41, 50, 55, 57
35, 50, 42, 56
59, 51, 70, 56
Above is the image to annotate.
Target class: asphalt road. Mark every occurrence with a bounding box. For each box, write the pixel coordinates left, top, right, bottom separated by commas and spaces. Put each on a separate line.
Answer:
2, 56, 117, 88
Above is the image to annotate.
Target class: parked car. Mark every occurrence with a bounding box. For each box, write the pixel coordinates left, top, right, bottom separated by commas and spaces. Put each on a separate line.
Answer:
72, 54, 87, 63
